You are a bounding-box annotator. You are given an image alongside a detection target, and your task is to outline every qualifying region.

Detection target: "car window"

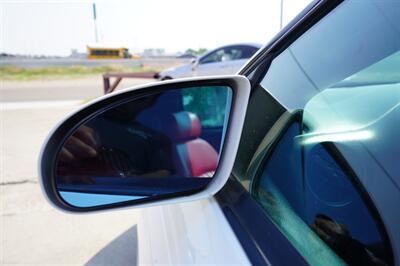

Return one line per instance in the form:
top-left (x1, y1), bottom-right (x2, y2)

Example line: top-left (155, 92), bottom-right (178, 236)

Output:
top-left (252, 118), bottom-right (390, 265)
top-left (223, 48), bottom-right (241, 61)
top-left (199, 46), bottom-right (256, 64)
top-left (199, 49), bottom-right (225, 64)
top-left (235, 45), bottom-right (259, 59)
top-left (236, 0), bottom-right (399, 265)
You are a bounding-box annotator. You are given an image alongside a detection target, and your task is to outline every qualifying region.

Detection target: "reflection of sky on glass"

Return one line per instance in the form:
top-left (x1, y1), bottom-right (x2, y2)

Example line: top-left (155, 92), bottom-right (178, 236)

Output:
top-left (302, 84), bottom-right (400, 136)
top-left (60, 191), bottom-right (144, 208)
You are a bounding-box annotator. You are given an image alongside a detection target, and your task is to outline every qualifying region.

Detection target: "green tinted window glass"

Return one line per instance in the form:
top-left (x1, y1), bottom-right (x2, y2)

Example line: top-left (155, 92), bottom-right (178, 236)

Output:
top-left (251, 0), bottom-right (398, 265)
top-left (182, 86), bottom-right (230, 127)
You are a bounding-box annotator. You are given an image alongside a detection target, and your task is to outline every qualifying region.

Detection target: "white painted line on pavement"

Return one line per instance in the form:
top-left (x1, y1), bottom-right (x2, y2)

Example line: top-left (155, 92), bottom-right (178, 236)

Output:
top-left (0, 100), bottom-right (82, 110)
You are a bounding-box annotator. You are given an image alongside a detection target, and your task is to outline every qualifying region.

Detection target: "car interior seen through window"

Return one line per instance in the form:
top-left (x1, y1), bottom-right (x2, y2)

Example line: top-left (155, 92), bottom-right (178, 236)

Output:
top-left (232, 1), bottom-right (399, 265)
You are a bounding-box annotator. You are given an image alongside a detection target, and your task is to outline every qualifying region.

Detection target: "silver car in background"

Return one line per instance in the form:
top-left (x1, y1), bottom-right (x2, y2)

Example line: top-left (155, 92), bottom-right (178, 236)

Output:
top-left (157, 43), bottom-right (261, 80)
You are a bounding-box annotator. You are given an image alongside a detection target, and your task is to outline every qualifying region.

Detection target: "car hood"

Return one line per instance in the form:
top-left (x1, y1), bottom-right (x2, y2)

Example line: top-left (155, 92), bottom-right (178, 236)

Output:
top-left (159, 64), bottom-right (192, 78)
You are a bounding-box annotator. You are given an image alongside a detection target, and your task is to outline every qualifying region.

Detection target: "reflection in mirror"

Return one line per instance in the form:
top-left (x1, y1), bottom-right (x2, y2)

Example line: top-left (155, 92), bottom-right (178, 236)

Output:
top-left (55, 86), bottom-right (232, 207)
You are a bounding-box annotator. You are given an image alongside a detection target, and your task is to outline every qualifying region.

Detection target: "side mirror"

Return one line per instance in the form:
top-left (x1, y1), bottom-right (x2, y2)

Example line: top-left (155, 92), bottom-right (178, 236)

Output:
top-left (39, 76), bottom-right (250, 212)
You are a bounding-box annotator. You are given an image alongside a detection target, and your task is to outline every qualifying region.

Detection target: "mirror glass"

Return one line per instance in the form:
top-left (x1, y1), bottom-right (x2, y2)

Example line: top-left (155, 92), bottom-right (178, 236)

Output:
top-left (55, 85), bottom-right (232, 207)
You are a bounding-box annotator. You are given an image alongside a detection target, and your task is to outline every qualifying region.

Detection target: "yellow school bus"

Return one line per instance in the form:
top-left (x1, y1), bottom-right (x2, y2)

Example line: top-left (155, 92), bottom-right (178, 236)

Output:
top-left (87, 45), bottom-right (139, 59)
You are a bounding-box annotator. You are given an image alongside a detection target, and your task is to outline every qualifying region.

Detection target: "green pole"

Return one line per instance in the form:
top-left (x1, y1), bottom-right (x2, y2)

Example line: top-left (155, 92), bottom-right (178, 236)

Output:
top-left (92, 3), bottom-right (97, 20)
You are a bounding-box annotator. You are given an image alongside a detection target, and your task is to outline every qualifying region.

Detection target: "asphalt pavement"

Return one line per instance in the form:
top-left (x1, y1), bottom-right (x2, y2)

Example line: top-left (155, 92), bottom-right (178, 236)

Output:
top-left (0, 78), bottom-right (153, 265)
top-left (1, 77), bottom-right (154, 102)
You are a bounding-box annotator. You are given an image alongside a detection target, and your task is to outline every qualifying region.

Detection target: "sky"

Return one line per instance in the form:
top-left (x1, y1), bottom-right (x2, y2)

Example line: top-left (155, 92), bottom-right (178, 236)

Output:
top-left (0, 0), bottom-right (312, 56)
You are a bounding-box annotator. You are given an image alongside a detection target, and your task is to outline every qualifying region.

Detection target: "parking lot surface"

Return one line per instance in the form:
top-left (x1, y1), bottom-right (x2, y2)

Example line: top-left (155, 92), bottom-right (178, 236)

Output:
top-left (0, 78), bottom-right (152, 265)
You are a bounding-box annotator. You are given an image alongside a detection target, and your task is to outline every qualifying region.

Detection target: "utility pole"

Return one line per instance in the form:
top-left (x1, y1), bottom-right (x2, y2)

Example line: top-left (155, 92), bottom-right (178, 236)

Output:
top-left (92, 3), bottom-right (99, 43)
top-left (280, 0), bottom-right (284, 29)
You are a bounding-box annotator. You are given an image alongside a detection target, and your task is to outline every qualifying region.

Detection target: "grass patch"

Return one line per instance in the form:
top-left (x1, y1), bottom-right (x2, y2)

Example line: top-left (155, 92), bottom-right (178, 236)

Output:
top-left (0, 64), bottom-right (161, 81)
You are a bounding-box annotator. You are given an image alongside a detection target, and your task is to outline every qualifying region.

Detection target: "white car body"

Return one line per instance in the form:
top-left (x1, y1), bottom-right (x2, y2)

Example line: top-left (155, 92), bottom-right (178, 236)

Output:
top-left (138, 198), bottom-right (250, 265)
top-left (158, 43), bottom-right (262, 80)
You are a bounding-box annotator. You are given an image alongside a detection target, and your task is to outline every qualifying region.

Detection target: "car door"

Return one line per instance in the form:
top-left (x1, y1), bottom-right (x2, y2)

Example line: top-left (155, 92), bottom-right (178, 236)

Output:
top-left (217, 1), bottom-right (399, 265)
top-left (138, 198), bottom-right (251, 265)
